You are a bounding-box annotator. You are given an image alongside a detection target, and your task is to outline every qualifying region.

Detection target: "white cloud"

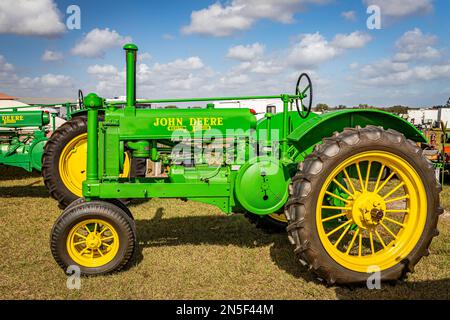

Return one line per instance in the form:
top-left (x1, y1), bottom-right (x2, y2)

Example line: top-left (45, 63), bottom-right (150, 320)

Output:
top-left (72, 28), bottom-right (132, 58)
top-left (88, 65), bottom-right (119, 76)
top-left (393, 28), bottom-right (441, 61)
top-left (354, 29), bottom-right (450, 88)
top-left (0, 55), bottom-right (14, 73)
top-left (0, 0), bottom-right (65, 37)
top-left (332, 31), bottom-right (372, 49)
top-left (182, 0), bottom-right (330, 37)
top-left (363, 0), bottom-right (433, 17)
top-left (288, 31), bottom-right (370, 67)
top-left (226, 43), bottom-right (265, 61)
top-left (288, 33), bottom-right (339, 67)
top-left (19, 74), bottom-right (73, 89)
top-left (139, 52), bottom-right (152, 62)
top-left (42, 50), bottom-right (64, 62)
top-left (154, 57), bottom-right (204, 72)
top-left (162, 34), bottom-right (175, 40)
top-left (341, 11), bottom-right (357, 21)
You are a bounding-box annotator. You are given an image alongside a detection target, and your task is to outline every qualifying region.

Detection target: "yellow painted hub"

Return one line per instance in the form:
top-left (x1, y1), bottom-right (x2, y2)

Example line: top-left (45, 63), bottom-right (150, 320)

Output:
top-left (316, 151), bottom-right (427, 273)
top-left (67, 219), bottom-right (119, 268)
top-left (59, 133), bottom-right (131, 197)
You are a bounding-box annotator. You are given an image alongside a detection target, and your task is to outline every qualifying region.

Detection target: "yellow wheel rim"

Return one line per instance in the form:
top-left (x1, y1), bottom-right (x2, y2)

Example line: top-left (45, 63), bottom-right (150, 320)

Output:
top-left (67, 219), bottom-right (119, 268)
top-left (316, 151), bottom-right (427, 273)
top-left (59, 133), bottom-right (131, 197)
top-left (269, 213), bottom-right (288, 223)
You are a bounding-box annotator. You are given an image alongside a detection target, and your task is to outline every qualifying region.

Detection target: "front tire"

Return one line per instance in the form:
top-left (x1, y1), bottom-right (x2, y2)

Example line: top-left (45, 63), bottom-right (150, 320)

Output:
top-left (286, 126), bottom-right (443, 285)
top-left (50, 201), bottom-right (136, 275)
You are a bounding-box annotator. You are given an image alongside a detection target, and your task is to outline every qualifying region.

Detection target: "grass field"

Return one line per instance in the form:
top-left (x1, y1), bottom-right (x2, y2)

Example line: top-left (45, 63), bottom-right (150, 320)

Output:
top-left (0, 166), bottom-right (449, 300)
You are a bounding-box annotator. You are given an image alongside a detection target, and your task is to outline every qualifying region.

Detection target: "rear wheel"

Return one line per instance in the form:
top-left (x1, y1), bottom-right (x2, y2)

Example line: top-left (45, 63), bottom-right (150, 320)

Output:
top-left (286, 126), bottom-right (443, 285)
top-left (50, 201), bottom-right (136, 275)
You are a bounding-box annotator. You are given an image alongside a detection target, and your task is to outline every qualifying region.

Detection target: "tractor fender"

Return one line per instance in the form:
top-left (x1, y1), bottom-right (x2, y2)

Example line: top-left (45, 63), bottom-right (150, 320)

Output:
top-left (287, 109), bottom-right (426, 152)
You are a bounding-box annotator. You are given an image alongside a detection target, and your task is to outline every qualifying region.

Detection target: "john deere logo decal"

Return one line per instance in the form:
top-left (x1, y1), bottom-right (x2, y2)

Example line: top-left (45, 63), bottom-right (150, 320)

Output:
top-left (2, 115), bottom-right (24, 125)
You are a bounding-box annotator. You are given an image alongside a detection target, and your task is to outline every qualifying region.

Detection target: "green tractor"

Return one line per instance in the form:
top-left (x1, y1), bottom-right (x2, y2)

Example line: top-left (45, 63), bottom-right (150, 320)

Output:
top-left (0, 97), bottom-right (145, 208)
top-left (49, 44), bottom-right (442, 285)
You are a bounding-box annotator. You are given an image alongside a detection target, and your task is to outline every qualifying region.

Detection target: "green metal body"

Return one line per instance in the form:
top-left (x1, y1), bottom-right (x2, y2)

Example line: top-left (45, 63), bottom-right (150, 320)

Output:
top-left (81, 44), bottom-right (427, 217)
top-left (0, 110), bottom-right (50, 172)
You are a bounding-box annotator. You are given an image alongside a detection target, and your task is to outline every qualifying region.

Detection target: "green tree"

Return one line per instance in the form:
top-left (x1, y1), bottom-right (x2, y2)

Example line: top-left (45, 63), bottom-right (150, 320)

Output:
top-left (315, 103), bottom-right (329, 112)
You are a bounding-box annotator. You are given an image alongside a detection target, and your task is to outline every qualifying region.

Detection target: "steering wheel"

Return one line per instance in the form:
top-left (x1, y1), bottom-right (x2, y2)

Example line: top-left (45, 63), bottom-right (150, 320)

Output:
top-left (78, 89), bottom-right (84, 110)
top-left (295, 73), bottom-right (313, 119)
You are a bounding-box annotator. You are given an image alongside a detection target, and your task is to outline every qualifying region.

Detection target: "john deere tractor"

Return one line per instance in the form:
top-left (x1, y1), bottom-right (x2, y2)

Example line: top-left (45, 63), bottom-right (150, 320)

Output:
top-left (0, 98), bottom-right (145, 208)
top-left (49, 44), bottom-right (442, 285)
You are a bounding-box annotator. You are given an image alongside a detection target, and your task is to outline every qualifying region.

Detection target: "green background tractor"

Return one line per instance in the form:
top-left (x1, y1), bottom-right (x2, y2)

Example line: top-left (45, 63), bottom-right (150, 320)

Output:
top-left (49, 44), bottom-right (443, 285)
top-left (0, 97), bottom-right (146, 208)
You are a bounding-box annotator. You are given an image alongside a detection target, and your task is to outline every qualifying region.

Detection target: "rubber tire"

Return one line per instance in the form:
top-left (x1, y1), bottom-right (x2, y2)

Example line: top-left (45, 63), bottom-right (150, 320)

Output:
top-left (245, 213), bottom-right (288, 234)
top-left (65, 198), bottom-right (135, 220)
top-left (50, 200), bottom-right (136, 275)
top-left (286, 126), bottom-right (443, 285)
top-left (42, 116), bottom-right (147, 209)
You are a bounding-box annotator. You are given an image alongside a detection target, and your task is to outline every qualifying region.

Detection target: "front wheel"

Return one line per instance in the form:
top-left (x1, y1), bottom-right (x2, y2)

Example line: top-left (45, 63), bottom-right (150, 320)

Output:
top-left (286, 126), bottom-right (443, 285)
top-left (50, 201), bottom-right (137, 275)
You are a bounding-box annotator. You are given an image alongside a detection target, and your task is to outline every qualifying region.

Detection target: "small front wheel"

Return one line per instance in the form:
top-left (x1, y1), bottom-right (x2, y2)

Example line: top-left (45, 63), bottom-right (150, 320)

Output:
top-left (50, 201), bottom-right (137, 275)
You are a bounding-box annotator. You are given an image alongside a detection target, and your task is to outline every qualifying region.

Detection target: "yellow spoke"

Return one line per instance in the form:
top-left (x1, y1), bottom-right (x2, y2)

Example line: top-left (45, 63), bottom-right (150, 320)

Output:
top-left (97, 248), bottom-right (104, 257)
top-left (84, 226), bottom-right (92, 234)
top-left (101, 236), bottom-right (115, 241)
top-left (73, 240), bottom-right (86, 246)
top-left (99, 227), bottom-right (109, 236)
top-left (75, 233), bottom-right (87, 239)
top-left (321, 205), bottom-right (352, 211)
top-left (380, 222), bottom-right (398, 239)
top-left (334, 224), bottom-right (352, 248)
top-left (346, 229), bottom-right (360, 255)
top-left (332, 179), bottom-right (353, 197)
top-left (369, 231), bottom-right (375, 255)
top-left (326, 219), bottom-right (353, 237)
top-left (102, 242), bottom-right (112, 248)
top-left (343, 168), bottom-right (357, 194)
top-left (384, 216), bottom-right (405, 227)
top-left (375, 230), bottom-right (387, 248)
top-left (373, 164), bottom-right (386, 192)
top-left (325, 191), bottom-right (351, 204)
top-left (94, 223), bottom-right (98, 233)
top-left (375, 171), bottom-right (396, 194)
top-left (80, 247), bottom-right (89, 255)
top-left (385, 195), bottom-right (409, 204)
top-left (322, 212), bottom-right (348, 223)
top-left (358, 233), bottom-right (363, 257)
top-left (356, 162), bottom-right (365, 191)
top-left (364, 161), bottom-right (373, 191)
top-left (385, 209), bottom-right (410, 214)
top-left (383, 182), bottom-right (405, 200)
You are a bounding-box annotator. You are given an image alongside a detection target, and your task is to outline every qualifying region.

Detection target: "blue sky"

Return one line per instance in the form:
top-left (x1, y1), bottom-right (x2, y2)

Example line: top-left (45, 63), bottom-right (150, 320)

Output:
top-left (0, 0), bottom-right (449, 107)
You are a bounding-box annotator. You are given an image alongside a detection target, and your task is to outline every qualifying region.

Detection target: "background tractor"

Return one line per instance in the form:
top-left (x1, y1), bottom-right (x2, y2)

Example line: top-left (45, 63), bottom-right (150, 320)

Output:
top-left (50, 44), bottom-right (443, 285)
top-left (0, 96), bottom-right (146, 208)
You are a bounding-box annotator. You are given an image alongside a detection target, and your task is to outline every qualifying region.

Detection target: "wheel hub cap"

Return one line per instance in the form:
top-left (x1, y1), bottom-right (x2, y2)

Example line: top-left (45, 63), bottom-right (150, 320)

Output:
top-left (351, 192), bottom-right (386, 229)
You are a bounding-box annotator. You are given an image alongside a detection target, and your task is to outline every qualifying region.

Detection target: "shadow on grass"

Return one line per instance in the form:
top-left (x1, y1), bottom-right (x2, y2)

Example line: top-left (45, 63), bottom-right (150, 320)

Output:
top-left (130, 207), bottom-right (450, 298)
top-left (130, 207), bottom-right (315, 282)
top-left (0, 165), bottom-right (41, 180)
top-left (0, 185), bottom-right (50, 198)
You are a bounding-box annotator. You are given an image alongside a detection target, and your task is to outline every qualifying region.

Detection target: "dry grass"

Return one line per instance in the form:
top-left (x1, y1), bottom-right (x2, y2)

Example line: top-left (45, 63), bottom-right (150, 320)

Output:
top-left (0, 166), bottom-right (449, 300)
